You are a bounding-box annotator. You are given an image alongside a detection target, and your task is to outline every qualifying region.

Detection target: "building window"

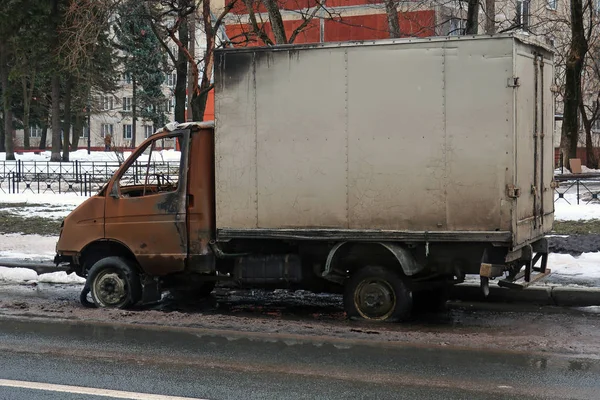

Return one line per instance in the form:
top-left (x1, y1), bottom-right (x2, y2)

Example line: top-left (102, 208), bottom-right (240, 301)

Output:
top-left (123, 73), bottom-right (132, 84)
top-left (101, 123), bottom-right (114, 138)
top-left (165, 98), bottom-right (174, 113)
top-left (547, 0), bottom-right (557, 9)
top-left (122, 97), bottom-right (132, 112)
top-left (29, 126), bottom-right (42, 138)
top-left (123, 124), bottom-right (132, 140)
top-left (143, 125), bottom-right (154, 138)
top-left (449, 18), bottom-right (466, 36)
top-left (100, 95), bottom-right (113, 111)
top-left (516, 0), bottom-right (531, 30)
top-left (166, 73), bottom-right (176, 88)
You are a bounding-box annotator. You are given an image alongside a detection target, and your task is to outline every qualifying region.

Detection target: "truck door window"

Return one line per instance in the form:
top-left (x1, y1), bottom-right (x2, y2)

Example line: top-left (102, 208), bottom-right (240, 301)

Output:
top-left (117, 136), bottom-right (182, 198)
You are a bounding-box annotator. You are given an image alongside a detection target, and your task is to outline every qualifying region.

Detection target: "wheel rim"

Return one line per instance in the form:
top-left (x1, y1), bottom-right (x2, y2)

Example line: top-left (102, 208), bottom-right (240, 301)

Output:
top-left (354, 278), bottom-right (396, 320)
top-left (92, 269), bottom-right (129, 307)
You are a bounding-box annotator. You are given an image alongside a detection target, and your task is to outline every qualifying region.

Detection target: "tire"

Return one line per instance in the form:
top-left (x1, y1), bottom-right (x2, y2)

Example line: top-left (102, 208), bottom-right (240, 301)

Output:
top-left (344, 265), bottom-right (412, 322)
top-left (87, 256), bottom-right (142, 309)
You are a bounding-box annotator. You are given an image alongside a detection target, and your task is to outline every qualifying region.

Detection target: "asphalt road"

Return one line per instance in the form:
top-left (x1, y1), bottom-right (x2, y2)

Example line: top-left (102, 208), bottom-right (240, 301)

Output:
top-left (0, 316), bottom-right (599, 400)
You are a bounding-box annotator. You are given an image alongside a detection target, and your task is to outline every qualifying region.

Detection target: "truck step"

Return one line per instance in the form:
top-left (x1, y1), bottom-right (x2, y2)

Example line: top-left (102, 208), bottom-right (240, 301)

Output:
top-left (497, 268), bottom-right (551, 290)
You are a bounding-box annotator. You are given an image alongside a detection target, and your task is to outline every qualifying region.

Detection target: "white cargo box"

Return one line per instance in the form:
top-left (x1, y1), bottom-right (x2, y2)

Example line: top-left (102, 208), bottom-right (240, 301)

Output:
top-left (214, 34), bottom-right (554, 249)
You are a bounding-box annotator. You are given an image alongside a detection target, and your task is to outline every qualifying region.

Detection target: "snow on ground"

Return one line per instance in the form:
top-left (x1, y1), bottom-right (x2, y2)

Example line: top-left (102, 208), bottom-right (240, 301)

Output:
top-left (0, 233), bottom-right (57, 259)
top-left (554, 200), bottom-right (600, 221)
top-left (0, 268), bottom-right (84, 284)
top-left (0, 192), bottom-right (86, 207)
top-left (0, 149), bottom-right (181, 163)
top-left (548, 253), bottom-right (600, 280)
top-left (0, 233), bottom-right (85, 284)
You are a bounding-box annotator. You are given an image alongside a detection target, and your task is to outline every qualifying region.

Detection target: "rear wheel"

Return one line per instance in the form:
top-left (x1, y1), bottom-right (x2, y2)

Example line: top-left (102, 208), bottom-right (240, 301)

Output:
top-left (87, 256), bottom-right (142, 309)
top-left (344, 265), bottom-right (412, 322)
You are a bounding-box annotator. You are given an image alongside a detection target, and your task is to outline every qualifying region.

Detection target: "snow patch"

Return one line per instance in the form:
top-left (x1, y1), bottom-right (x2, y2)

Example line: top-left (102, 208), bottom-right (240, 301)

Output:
top-left (0, 234), bottom-right (58, 258)
top-left (554, 199), bottom-right (600, 221)
top-left (0, 267), bottom-right (84, 284)
top-left (548, 253), bottom-right (600, 279)
top-left (0, 193), bottom-right (87, 207)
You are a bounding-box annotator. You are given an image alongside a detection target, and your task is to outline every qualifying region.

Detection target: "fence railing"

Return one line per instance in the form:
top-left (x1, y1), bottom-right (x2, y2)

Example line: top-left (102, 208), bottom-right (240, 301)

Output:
top-left (554, 173), bottom-right (600, 204)
top-left (0, 160), bottom-right (180, 196)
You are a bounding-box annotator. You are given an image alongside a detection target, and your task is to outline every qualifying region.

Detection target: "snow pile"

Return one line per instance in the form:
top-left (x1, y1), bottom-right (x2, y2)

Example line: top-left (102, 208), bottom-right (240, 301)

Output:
top-left (549, 253), bottom-right (600, 280)
top-left (0, 267), bottom-right (84, 284)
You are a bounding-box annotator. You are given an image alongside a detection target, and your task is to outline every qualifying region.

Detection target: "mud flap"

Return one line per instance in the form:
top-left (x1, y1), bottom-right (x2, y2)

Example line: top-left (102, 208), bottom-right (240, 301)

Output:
top-left (140, 276), bottom-right (162, 304)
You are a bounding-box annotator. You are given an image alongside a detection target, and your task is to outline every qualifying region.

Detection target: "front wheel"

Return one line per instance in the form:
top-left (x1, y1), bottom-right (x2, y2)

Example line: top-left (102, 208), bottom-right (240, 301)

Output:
top-left (87, 256), bottom-right (142, 309)
top-left (343, 265), bottom-right (412, 322)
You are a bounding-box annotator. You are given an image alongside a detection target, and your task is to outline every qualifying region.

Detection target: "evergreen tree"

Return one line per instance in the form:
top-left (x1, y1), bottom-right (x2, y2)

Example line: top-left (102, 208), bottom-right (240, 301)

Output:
top-left (114, 1), bottom-right (168, 147)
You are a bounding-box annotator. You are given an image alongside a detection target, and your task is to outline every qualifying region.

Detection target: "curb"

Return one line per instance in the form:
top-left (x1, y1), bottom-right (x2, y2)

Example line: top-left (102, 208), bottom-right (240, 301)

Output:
top-left (449, 283), bottom-right (600, 307)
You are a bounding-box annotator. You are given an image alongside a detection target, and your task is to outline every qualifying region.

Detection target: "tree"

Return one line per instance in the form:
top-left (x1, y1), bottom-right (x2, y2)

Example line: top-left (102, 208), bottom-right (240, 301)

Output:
top-left (560, 0), bottom-right (590, 169)
top-left (115, 0), bottom-right (169, 147)
top-left (0, 0), bottom-right (44, 159)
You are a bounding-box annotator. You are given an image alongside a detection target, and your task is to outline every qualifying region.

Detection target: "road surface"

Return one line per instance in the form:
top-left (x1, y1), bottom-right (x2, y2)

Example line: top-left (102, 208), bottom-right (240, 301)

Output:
top-left (0, 310), bottom-right (599, 400)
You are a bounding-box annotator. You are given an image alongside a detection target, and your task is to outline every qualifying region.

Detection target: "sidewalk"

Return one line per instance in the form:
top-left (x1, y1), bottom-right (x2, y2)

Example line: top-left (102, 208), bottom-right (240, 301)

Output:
top-left (450, 283), bottom-right (600, 307)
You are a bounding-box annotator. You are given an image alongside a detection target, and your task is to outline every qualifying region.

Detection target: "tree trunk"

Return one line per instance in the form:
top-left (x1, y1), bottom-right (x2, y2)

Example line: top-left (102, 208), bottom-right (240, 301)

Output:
top-left (262, 0), bottom-right (287, 44)
top-left (50, 73), bottom-right (61, 161)
top-left (187, 12), bottom-right (195, 122)
top-left (50, 0), bottom-right (61, 161)
top-left (39, 118), bottom-right (48, 150)
top-left (584, 125), bottom-right (598, 168)
top-left (72, 111), bottom-right (82, 150)
top-left (132, 77), bottom-right (137, 148)
top-left (191, 90), bottom-right (209, 122)
top-left (384, 0), bottom-right (401, 38)
top-left (174, 17), bottom-right (188, 124)
top-left (62, 75), bottom-right (72, 161)
top-left (561, 0), bottom-right (587, 169)
top-left (465, 0), bottom-right (479, 34)
top-left (22, 77), bottom-right (30, 150)
top-left (0, 42), bottom-right (14, 159)
top-left (485, 0), bottom-right (495, 34)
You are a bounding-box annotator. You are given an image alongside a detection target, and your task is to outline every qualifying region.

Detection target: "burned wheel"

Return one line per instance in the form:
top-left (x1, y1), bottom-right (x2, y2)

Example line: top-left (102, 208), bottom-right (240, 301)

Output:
top-left (87, 257), bottom-right (141, 309)
top-left (344, 265), bottom-right (412, 322)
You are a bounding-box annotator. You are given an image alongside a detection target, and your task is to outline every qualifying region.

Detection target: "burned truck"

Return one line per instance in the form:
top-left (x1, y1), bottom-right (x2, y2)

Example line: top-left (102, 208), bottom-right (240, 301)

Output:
top-left (55, 34), bottom-right (555, 321)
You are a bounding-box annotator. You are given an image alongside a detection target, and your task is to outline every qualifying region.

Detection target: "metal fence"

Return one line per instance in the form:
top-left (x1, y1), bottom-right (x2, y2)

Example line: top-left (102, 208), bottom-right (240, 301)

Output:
top-left (0, 160), bottom-right (180, 196)
top-left (554, 174), bottom-right (600, 204)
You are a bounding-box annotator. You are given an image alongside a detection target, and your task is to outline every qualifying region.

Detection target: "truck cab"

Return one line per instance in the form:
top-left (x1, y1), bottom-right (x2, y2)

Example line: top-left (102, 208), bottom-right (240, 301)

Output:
top-left (55, 122), bottom-right (218, 307)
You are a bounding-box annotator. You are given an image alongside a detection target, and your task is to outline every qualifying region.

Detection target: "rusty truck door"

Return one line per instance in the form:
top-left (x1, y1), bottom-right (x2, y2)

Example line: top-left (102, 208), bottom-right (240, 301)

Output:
top-left (186, 126), bottom-right (216, 273)
top-left (104, 130), bottom-right (190, 276)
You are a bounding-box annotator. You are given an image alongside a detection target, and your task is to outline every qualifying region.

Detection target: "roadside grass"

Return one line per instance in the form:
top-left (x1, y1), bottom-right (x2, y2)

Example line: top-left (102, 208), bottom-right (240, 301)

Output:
top-left (0, 203), bottom-right (62, 236)
top-left (553, 220), bottom-right (600, 235)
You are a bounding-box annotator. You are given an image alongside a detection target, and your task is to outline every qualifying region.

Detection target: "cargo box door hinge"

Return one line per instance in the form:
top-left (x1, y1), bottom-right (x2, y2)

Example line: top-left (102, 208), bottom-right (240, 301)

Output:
top-left (506, 184), bottom-right (521, 198)
top-left (507, 77), bottom-right (520, 87)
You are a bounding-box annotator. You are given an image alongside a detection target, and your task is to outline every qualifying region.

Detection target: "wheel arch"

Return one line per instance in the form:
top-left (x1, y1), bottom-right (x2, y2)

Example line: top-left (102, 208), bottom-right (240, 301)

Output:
top-left (323, 242), bottom-right (423, 282)
top-left (80, 239), bottom-right (138, 275)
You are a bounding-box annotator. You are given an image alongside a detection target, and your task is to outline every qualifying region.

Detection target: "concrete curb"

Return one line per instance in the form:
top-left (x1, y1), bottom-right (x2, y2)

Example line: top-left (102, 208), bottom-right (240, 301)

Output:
top-left (450, 283), bottom-right (600, 307)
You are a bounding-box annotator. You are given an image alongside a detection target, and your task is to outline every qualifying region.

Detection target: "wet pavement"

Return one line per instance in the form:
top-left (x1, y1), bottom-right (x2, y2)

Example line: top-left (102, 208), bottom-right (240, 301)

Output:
top-left (0, 314), bottom-right (599, 399)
